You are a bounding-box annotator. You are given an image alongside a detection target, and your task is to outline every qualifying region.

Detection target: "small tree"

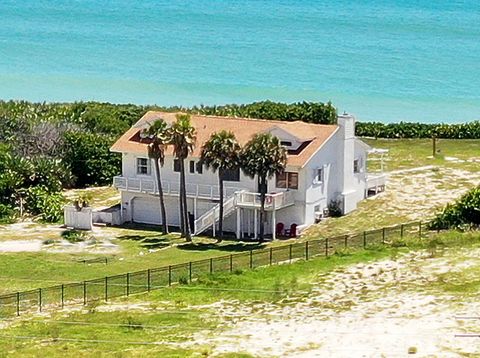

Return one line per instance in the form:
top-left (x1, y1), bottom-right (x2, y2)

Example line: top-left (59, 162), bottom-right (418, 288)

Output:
top-left (143, 119), bottom-right (169, 234)
top-left (169, 114), bottom-right (196, 241)
top-left (201, 131), bottom-right (241, 241)
top-left (241, 133), bottom-right (287, 241)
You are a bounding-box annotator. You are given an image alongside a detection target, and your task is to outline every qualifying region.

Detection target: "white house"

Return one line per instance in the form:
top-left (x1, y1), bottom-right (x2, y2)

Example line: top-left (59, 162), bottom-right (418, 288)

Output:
top-left (110, 111), bottom-right (386, 238)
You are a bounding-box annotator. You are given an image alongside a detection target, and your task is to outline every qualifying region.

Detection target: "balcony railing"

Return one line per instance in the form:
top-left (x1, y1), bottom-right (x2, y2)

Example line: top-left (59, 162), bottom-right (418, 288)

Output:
top-left (113, 176), bottom-right (247, 200)
top-left (234, 190), bottom-right (295, 211)
top-left (366, 173), bottom-right (387, 194)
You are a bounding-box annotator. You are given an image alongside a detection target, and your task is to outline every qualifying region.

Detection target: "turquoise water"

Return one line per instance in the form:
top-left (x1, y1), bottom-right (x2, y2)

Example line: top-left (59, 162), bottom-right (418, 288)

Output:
top-left (1, 0), bottom-right (479, 123)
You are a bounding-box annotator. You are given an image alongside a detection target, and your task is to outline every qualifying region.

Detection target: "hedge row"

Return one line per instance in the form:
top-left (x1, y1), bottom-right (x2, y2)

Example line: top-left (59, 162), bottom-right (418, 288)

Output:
top-left (356, 121), bottom-right (480, 139)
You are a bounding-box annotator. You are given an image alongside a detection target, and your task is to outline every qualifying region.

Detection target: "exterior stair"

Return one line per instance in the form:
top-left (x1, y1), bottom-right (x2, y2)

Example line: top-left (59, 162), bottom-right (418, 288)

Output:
top-left (193, 193), bottom-right (239, 236)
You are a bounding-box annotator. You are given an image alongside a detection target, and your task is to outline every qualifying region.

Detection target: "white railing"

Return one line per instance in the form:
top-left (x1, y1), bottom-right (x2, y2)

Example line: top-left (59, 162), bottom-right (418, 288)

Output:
top-left (113, 176), bottom-right (245, 200)
top-left (366, 173), bottom-right (387, 190)
top-left (234, 190), bottom-right (295, 210)
top-left (193, 195), bottom-right (237, 235)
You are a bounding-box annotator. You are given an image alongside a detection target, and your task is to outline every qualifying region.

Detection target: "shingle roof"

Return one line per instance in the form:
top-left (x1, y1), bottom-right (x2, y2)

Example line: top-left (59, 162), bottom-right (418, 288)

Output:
top-left (110, 111), bottom-right (339, 168)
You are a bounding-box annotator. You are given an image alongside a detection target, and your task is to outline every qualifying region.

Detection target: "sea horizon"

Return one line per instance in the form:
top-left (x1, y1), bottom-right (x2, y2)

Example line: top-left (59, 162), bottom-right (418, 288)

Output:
top-left (1, 0), bottom-right (479, 124)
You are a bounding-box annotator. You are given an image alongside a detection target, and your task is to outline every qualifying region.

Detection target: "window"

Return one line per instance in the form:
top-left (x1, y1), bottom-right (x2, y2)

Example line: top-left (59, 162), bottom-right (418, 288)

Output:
top-left (222, 167), bottom-right (240, 182)
top-left (276, 172), bottom-right (298, 189)
top-left (189, 160), bottom-right (195, 174)
top-left (316, 168), bottom-right (324, 183)
top-left (173, 159), bottom-right (181, 172)
top-left (280, 141), bottom-right (292, 147)
top-left (136, 158), bottom-right (150, 175)
top-left (354, 159), bottom-right (361, 173)
top-left (196, 162), bottom-right (203, 174)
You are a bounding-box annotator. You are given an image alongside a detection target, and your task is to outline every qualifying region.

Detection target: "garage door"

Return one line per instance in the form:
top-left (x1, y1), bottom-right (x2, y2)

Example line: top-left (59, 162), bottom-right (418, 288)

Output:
top-left (132, 197), bottom-right (161, 225)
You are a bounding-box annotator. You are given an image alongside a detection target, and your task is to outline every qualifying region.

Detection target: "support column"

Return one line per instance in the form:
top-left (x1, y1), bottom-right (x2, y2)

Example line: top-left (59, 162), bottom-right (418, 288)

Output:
top-left (212, 207), bottom-right (216, 237)
top-left (254, 209), bottom-right (258, 240)
top-left (194, 198), bottom-right (197, 218)
top-left (236, 208), bottom-right (241, 239)
top-left (247, 210), bottom-right (251, 237)
top-left (272, 210), bottom-right (276, 240)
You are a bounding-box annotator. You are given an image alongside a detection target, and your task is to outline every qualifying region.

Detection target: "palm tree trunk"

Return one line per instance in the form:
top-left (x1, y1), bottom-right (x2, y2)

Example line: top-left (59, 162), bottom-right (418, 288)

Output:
top-left (218, 172), bottom-right (224, 242)
top-left (154, 158), bottom-right (168, 235)
top-left (179, 164), bottom-right (185, 237)
top-left (180, 158), bottom-right (191, 241)
top-left (259, 176), bottom-right (267, 242)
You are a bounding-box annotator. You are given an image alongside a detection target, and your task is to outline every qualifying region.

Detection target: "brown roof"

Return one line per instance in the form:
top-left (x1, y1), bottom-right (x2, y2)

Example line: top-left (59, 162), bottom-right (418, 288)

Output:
top-left (110, 111), bottom-right (338, 168)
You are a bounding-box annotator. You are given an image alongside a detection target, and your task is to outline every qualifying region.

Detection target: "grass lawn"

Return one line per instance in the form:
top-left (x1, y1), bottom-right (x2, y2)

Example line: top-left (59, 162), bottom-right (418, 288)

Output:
top-left (0, 138), bottom-right (478, 294)
top-left (1, 230), bottom-right (479, 357)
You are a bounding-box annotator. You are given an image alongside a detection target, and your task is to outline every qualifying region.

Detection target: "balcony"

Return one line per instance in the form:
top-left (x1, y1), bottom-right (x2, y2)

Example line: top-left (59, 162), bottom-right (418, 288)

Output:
top-left (113, 176), bottom-right (247, 200)
top-left (234, 190), bottom-right (295, 211)
top-left (366, 173), bottom-right (387, 195)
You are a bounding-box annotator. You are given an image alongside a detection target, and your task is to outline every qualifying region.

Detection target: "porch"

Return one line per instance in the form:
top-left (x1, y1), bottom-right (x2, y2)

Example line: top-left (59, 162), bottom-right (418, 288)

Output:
top-left (113, 175), bottom-right (246, 200)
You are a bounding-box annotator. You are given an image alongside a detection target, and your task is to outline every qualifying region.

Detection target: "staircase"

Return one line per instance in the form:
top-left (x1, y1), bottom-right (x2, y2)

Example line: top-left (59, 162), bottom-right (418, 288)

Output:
top-left (193, 194), bottom-right (238, 236)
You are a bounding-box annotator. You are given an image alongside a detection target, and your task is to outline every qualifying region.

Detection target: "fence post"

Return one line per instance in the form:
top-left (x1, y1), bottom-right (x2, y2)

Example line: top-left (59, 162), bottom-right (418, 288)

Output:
top-left (105, 257), bottom-right (108, 265)
top-left (419, 221), bottom-right (422, 239)
top-left (289, 245), bottom-right (292, 263)
top-left (210, 258), bottom-right (213, 274)
top-left (306, 241), bottom-right (309, 260)
top-left (250, 250), bottom-right (253, 269)
top-left (147, 269), bottom-right (151, 291)
top-left (325, 238), bottom-right (329, 257)
top-left (16, 292), bottom-right (20, 316)
top-left (189, 262), bottom-right (192, 282)
top-left (344, 235), bottom-right (348, 249)
top-left (401, 224), bottom-right (404, 238)
top-left (269, 247), bottom-right (273, 266)
top-left (83, 281), bottom-right (87, 305)
top-left (382, 228), bottom-right (386, 244)
top-left (105, 277), bottom-right (108, 302)
top-left (168, 266), bottom-right (172, 286)
top-left (363, 231), bottom-right (367, 248)
top-left (38, 288), bottom-right (42, 312)
top-left (229, 255), bottom-right (233, 273)
top-left (61, 284), bottom-right (64, 309)
top-left (126, 273), bottom-right (130, 296)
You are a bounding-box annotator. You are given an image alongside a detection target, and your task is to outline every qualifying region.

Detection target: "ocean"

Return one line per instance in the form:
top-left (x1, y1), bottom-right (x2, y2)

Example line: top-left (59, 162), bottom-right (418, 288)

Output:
top-left (0, 0), bottom-right (479, 123)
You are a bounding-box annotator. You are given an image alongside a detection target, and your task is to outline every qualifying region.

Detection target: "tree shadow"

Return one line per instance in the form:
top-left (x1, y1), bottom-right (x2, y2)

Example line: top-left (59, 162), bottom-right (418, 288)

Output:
top-left (177, 241), bottom-right (267, 253)
top-left (116, 234), bottom-right (171, 250)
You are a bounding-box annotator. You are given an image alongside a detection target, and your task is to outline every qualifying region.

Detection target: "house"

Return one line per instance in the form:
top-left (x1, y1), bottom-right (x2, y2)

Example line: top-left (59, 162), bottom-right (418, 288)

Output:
top-left (110, 111), bottom-right (386, 238)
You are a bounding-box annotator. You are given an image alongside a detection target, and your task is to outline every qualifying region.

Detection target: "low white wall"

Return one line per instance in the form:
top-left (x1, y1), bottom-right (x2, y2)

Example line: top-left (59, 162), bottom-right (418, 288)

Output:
top-left (64, 206), bottom-right (93, 230)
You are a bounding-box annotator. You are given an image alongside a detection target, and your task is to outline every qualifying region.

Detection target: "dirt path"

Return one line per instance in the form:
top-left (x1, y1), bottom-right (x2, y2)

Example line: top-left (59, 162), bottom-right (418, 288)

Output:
top-left (188, 248), bottom-right (480, 357)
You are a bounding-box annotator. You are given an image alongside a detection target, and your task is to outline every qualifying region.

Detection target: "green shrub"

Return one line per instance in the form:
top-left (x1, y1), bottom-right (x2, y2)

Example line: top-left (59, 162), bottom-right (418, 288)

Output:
top-left (61, 229), bottom-right (87, 243)
top-left (25, 186), bottom-right (65, 222)
top-left (429, 187), bottom-right (480, 230)
top-left (63, 131), bottom-right (121, 187)
top-left (0, 203), bottom-right (16, 224)
top-left (327, 200), bottom-right (343, 217)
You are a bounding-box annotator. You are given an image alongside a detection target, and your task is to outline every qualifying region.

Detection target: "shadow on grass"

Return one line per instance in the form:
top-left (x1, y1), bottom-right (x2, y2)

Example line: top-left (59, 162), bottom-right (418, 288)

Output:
top-left (177, 241), bottom-right (267, 253)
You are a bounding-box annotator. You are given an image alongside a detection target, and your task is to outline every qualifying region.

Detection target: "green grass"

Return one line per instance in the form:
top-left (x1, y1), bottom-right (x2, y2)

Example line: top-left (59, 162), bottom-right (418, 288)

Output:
top-left (364, 138), bottom-right (480, 172)
top-left (2, 230), bottom-right (479, 357)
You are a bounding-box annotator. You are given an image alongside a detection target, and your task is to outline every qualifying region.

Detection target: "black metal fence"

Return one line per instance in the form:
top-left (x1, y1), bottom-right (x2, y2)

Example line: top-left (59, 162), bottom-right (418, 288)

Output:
top-left (0, 221), bottom-right (426, 318)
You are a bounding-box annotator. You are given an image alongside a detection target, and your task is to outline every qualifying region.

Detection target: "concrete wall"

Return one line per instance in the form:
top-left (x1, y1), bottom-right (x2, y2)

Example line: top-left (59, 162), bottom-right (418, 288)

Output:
top-left (64, 206), bottom-right (93, 230)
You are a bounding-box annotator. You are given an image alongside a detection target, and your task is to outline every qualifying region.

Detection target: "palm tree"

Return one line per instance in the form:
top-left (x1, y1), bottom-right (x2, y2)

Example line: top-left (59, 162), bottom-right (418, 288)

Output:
top-left (241, 133), bottom-right (287, 241)
top-left (169, 114), bottom-right (196, 241)
top-left (201, 131), bottom-right (241, 241)
top-left (143, 119), bottom-right (169, 234)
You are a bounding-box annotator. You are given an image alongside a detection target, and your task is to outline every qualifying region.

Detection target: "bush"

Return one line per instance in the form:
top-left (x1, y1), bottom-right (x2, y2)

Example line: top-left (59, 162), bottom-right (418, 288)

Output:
top-left (429, 187), bottom-right (480, 230)
top-left (327, 200), bottom-right (343, 217)
top-left (25, 186), bottom-right (65, 222)
top-left (355, 120), bottom-right (480, 139)
top-left (0, 203), bottom-right (16, 224)
top-left (61, 229), bottom-right (88, 243)
top-left (63, 131), bottom-right (121, 187)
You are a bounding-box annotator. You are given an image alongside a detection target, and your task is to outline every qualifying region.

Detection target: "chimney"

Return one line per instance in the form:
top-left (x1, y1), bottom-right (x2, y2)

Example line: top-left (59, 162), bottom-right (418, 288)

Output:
top-left (337, 112), bottom-right (356, 140)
